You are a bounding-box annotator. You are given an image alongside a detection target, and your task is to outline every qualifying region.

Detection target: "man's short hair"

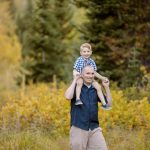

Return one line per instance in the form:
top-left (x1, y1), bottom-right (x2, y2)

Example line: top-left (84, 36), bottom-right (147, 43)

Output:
top-left (81, 65), bottom-right (94, 74)
top-left (80, 43), bottom-right (92, 51)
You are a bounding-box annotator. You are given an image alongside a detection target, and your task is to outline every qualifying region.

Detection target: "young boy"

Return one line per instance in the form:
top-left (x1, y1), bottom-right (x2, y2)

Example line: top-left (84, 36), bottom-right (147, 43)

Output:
top-left (73, 43), bottom-right (111, 110)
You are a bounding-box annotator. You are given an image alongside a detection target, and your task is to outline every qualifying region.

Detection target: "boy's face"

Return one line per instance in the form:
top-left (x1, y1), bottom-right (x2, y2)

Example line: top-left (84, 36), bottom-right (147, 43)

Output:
top-left (80, 47), bottom-right (92, 59)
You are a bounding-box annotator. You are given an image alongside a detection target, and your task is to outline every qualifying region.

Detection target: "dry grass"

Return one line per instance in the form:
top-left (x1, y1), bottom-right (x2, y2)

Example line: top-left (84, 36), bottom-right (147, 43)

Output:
top-left (105, 127), bottom-right (150, 150)
top-left (0, 128), bottom-right (149, 150)
top-left (0, 130), bottom-right (68, 150)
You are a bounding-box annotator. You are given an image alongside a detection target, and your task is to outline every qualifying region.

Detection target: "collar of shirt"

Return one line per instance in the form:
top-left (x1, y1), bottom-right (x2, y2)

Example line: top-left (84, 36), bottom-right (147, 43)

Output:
top-left (83, 83), bottom-right (92, 88)
top-left (81, 56), bottom-right (90, 61)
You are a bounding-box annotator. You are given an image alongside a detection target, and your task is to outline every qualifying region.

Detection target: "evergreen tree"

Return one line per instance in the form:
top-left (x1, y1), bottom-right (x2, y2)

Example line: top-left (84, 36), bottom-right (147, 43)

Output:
top-left (74, 0), bottom-right (150, 87)
top-left (122, 47), bottom-right (142, 87)
top-left (16, 0), bottom-right (73, 82)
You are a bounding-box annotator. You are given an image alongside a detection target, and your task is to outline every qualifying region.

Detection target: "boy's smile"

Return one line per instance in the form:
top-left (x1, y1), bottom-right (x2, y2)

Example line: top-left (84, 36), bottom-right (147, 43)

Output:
top-left (80, 47), bottom-right (92, 59)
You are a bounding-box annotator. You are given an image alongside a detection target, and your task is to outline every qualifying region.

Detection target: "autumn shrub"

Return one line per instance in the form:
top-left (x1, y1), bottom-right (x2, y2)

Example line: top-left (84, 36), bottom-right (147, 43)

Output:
top-left (0, 82), bottom-right (149, 137)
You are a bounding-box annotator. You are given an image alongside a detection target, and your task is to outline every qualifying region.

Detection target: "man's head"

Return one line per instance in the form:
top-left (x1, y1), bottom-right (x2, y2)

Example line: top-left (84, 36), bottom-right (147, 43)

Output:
top-left (81, 65), bottom-right (95, 85)
top-left (80, 43), bottom-right (92, 59)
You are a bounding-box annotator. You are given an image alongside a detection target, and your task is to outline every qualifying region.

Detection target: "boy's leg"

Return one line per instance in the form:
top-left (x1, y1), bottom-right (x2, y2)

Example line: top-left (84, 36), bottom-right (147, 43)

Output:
top-left (92, 81), bottom-right (106, 105)
top-left (92, 81), bottom-right (111, 110)
top-left (75, 77), bottom-right (83, 105)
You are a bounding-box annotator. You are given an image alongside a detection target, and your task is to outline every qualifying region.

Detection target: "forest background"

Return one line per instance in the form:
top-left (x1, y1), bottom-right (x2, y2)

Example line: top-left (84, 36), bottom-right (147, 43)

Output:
top-left (0, 0), bottom-right (150, 150)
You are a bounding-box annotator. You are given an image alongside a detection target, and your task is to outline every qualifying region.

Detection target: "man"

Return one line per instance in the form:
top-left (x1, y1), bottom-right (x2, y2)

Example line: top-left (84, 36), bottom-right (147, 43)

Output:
top-left (65, 65), bottom-right (112, 150)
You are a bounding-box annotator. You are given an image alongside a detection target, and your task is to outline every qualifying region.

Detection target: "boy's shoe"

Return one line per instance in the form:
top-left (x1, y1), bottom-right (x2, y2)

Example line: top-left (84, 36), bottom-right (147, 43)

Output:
top-left (75, 99), bottom-right (83, 105)
top-left (101, 104), bottom-right (112, 110)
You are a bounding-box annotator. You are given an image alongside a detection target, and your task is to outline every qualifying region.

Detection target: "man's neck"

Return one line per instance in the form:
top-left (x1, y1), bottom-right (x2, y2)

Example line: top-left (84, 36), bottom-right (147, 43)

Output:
top-left (84, 83), bottom-right (92, 88)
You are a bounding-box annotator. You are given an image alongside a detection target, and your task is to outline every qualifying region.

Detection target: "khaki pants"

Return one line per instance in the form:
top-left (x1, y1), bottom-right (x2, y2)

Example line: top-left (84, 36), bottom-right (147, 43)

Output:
top-left (70, 126), bottom-right (108, 150)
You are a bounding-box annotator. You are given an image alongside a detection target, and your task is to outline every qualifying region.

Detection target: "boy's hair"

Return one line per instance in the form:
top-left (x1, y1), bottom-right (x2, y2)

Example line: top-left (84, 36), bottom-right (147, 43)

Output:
top-left (80, 43), bottom-right (92, 51)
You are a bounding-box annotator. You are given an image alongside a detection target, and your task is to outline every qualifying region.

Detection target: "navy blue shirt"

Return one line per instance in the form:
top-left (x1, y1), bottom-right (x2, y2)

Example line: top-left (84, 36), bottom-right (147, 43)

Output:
top-left (71, 84), bottom-right (106, 131)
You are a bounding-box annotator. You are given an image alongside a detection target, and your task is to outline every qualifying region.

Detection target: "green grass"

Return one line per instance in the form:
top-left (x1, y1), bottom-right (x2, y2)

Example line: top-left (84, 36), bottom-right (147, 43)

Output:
top-left (0, 128), bottom-right (149, 150)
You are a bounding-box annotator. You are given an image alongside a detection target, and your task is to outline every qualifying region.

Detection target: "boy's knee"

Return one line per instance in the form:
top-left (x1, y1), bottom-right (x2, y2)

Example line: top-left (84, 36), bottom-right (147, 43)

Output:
top-left (77, 78), bottom-right (83, 86)
top-left (92, 81), bottom-right (101, 90)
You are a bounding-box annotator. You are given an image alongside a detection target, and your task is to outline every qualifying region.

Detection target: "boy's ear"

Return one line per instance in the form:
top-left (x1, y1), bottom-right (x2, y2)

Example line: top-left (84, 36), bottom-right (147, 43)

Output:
top-left (80, 51), bottom-right (82, 55)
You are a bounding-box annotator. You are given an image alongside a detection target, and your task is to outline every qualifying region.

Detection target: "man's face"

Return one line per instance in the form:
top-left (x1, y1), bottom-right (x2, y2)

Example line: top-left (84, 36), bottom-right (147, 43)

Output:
top-left (82, 66), bottom-right (95, 85)
top-left (80, 47), bottom-right (92, 59)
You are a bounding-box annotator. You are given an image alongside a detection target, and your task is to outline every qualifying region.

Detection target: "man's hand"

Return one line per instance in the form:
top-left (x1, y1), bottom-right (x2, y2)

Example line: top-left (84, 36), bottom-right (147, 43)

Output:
top-left (102, 77), bottom-right (109, 83)
top-left (73, 69), bottom-right (81, 81)
top-left (102, 79), bottom-right (110, 87)
top-left (74, 73), bottom-right (81, 82)
top-left (102, 79), bottom-right (112, 107)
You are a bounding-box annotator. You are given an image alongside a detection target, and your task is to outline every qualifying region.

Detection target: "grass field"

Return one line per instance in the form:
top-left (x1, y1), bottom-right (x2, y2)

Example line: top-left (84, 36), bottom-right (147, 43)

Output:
top-left (0, 128), bottom-right (149, 150)
top-left (0, 83), bottom-right (149, 150)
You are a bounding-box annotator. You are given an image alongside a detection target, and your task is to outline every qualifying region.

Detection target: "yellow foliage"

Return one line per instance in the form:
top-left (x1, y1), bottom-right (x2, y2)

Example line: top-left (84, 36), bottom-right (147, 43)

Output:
top-left (0, 1), bottom-right (21, 92)
top-left (98, 90), bottom-right (150, 132)
top-left (0, 83), bottom-right (149, 137)
top-left (0, 1), bottom-right (21, 67)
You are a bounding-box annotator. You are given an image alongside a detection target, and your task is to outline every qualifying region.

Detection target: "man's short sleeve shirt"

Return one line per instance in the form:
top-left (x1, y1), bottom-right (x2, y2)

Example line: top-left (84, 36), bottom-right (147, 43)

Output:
top-left (71, 85), bottom-right (100, 131)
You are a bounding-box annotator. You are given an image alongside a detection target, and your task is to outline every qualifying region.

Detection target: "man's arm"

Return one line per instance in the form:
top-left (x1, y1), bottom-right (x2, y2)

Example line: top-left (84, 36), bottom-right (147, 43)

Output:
top-left (65, 76), bottom-right (78, 100)
top-left (102, 80), bottom-right (112, 107)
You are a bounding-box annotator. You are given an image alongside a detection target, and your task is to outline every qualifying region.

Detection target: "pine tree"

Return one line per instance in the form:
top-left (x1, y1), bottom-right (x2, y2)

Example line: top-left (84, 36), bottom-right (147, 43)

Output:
top-left (16, 0), bottom-right (73, 82)
top-left (74, 0), bottom-right (150, 87)
top-left (122, 47), bottom-right (142, 87)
